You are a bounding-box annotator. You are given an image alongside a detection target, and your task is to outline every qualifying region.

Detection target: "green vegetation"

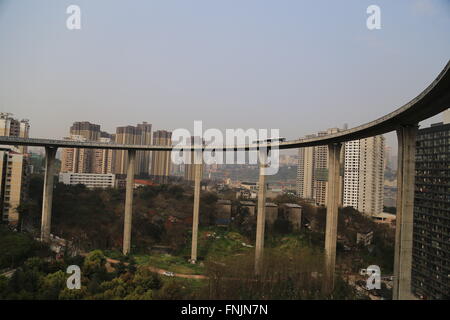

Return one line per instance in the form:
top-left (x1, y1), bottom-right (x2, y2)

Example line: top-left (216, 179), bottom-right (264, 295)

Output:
top-left (300, 201), bottom-right (395, 275)
top-left (194, 227), bottom-right (253, 259)
top-left (0, 226), bottom-right (51, 269)
top-left (0, 240), bottom-right (202, 300)
top-left (133, 254), bottom-right (203, 275)
top-left (131, 227), bottom-right (253, 275)
top-left (19, 179), bottom-right (217, 254)
top-left (6, 177), bottom-right (395, 300)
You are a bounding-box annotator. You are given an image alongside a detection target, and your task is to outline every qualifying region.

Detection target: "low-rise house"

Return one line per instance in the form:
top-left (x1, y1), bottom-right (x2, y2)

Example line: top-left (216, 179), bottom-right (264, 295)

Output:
top-left (240, 201), bottom-right (256, 216)
top-left (265, 202), bottom-right (278, 226)
top-left (282, 203), bottom-right (302, 231)
top-left (216, 199), bottom-right (232, 225)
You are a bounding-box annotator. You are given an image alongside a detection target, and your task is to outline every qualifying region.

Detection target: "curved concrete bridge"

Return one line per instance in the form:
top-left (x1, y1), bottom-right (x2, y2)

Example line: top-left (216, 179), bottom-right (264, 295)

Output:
top-left (1, 60), bottom-right (449, 300)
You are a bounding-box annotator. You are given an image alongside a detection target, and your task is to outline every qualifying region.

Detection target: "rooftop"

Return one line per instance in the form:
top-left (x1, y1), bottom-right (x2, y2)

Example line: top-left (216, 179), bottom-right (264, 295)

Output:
top-left (284, 203), bottom-right (302, 208)
top-left (265, 202), bottom-right (278, 207)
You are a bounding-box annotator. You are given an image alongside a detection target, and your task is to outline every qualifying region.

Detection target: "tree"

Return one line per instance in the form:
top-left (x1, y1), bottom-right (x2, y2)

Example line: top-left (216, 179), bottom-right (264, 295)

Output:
top-left (133, 267), bottom-right (162, 291)
top-left (154, 279), bottom-right (187, 300)
top-left (37, 271), bottom-right (67, 300)
top-left (83, 250), bottom-right (108, 282)
top-left (0, 226), bottom-right (49, 269)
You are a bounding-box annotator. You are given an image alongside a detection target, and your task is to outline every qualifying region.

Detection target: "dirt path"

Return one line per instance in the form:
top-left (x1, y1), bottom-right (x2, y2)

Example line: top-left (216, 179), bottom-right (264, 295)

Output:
top-left (105, 257), bottom-right (208, 280)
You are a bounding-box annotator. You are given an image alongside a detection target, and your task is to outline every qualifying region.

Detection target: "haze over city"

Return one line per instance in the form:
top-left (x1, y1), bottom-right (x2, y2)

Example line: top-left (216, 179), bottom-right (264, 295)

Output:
top-left (1, 0), bottom-right (450, 148)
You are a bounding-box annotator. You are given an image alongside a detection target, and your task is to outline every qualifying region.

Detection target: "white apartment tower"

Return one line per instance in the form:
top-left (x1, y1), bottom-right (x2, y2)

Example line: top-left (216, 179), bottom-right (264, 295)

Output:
top-left (296, 128), bottom-right (340, 206)
top-left (343, 140), bottom-right (360, 209)
top-left (343, 135), bottom-right (385, 216)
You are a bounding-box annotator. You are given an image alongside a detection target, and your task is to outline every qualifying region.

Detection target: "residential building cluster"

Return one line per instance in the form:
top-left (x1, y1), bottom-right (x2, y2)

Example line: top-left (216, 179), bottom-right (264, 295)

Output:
top-left (296, 127), bottom-right (385, 217)
top-left (0, 113), bottom-right (30, 225)
top-left (60, 121), bottom-right (173, 185)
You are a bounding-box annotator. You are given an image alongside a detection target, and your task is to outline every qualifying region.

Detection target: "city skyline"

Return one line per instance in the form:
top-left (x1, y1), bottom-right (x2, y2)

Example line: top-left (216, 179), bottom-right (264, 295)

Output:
top-left (1, 0), bottom-right (450, 150)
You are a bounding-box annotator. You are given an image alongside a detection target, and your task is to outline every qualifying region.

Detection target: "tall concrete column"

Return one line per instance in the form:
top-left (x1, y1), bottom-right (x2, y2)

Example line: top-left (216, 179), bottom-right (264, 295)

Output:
top-left (323, 143), bottom-right (342, 293)
top-left (123, 149), bottom-right (136, 255)
top-left (41, 146), bottom-right (57, 242)
top-left (190, 149), bottom-right (202, 263)
top-left (393, 125), bottom-right (418, 300)
top-left (255, 149), bottom-right (268, 275)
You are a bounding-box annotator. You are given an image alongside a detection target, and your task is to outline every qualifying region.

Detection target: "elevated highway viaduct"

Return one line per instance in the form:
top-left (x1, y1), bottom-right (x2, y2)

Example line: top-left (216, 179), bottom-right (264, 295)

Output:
top-left (1, 60), bottom-right (449, 299)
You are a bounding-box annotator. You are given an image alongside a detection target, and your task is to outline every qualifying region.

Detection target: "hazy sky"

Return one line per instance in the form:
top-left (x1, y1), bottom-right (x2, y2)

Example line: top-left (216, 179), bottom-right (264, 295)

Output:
top-left (1, 0), bottom-right (449, 150)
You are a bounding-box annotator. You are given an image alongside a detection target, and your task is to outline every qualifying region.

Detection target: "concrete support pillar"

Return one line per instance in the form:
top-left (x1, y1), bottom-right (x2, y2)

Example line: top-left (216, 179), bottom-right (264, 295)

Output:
top-left (190, 150), bottom-right (202, 263)
top-left (323, 143), bottom-right (342, 293)
top-left (255, 149), bottom-right (268, 275)
top-left (393, 125), bottom-right (418, 300)
top-left (41, 146), bottom-right (57, 242)
top-left (123, 149), bottom-right (136, 255)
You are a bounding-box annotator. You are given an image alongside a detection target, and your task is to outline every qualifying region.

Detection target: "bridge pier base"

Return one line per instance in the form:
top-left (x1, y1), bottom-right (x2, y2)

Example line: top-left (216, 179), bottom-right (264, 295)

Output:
top-left (123, 149), bottom-right (135, 255)
top-left (190, 150), bottom-right (202, 264)
top-left (41, 146), bottom-right (57, 242)
top-left (255, 149), bottom-right (268, 275)
top-left (393, 125), bottom-right (418, 300)
top-left (323, 143), bottom-right (342, 294)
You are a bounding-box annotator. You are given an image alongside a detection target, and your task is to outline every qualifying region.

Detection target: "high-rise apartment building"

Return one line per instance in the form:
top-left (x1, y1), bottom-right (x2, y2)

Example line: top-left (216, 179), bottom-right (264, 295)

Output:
top-left (343, 135), bottom-right (385, 216)
top-left (136, 122), bottom-right (152, 175)
top-left (412, 121), bottom-right (450, 299)
top-left (343, 140), bottom-right (360, 209)
top-left (93, 137), bottom-right (115, 174)
top-left (0, 113), bottom-right (30, 225)
top-left (61, 122), bottom-right (105, 174)
top-left (296, 128), bottom-right (340, 206)
top-left (296, 136), bottom-right (315, 200)
top-left (61, 134), bottom-right (93, 173)
top-left (313, 132), bottom-right (331, 206)
top-left (0, 146), bottom-right (27, 225)
top-left (296, 128), bottom-right (384, 212)
top-left (70, 121), bottom-right (101, 140)
top-left (0, 113), bottom-right (30, 154)
top-left (114, 126), bottom-right (137, 174)
top-left (150, 130), bottom-right (172, 183)
top-left (114, 122), bottom-right (152, 176)
top-left (62, 121), bottom-right (151, 176)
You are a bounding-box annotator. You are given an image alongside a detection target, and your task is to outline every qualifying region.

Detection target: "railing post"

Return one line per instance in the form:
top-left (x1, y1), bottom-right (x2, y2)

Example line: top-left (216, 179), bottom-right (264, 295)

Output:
top-left (393, 125), bottom-right (418, 300)
top-left (41, 146), bottom-right (57, 242)
top-left (123, 149), bottom-right (135, 255)
top-left (255, 148), bottom-right (268, 275)
top-left (324, 142), bottom-right (342, 294)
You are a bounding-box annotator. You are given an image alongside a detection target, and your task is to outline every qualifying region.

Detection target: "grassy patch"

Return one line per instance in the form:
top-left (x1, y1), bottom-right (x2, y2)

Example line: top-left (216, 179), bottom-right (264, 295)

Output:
top-left (177, 226), bottom-right (254, 261)
top-left (132, 253), bottom-right (204, 275)
top-left (266, 234), bottom-right (304, 250)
